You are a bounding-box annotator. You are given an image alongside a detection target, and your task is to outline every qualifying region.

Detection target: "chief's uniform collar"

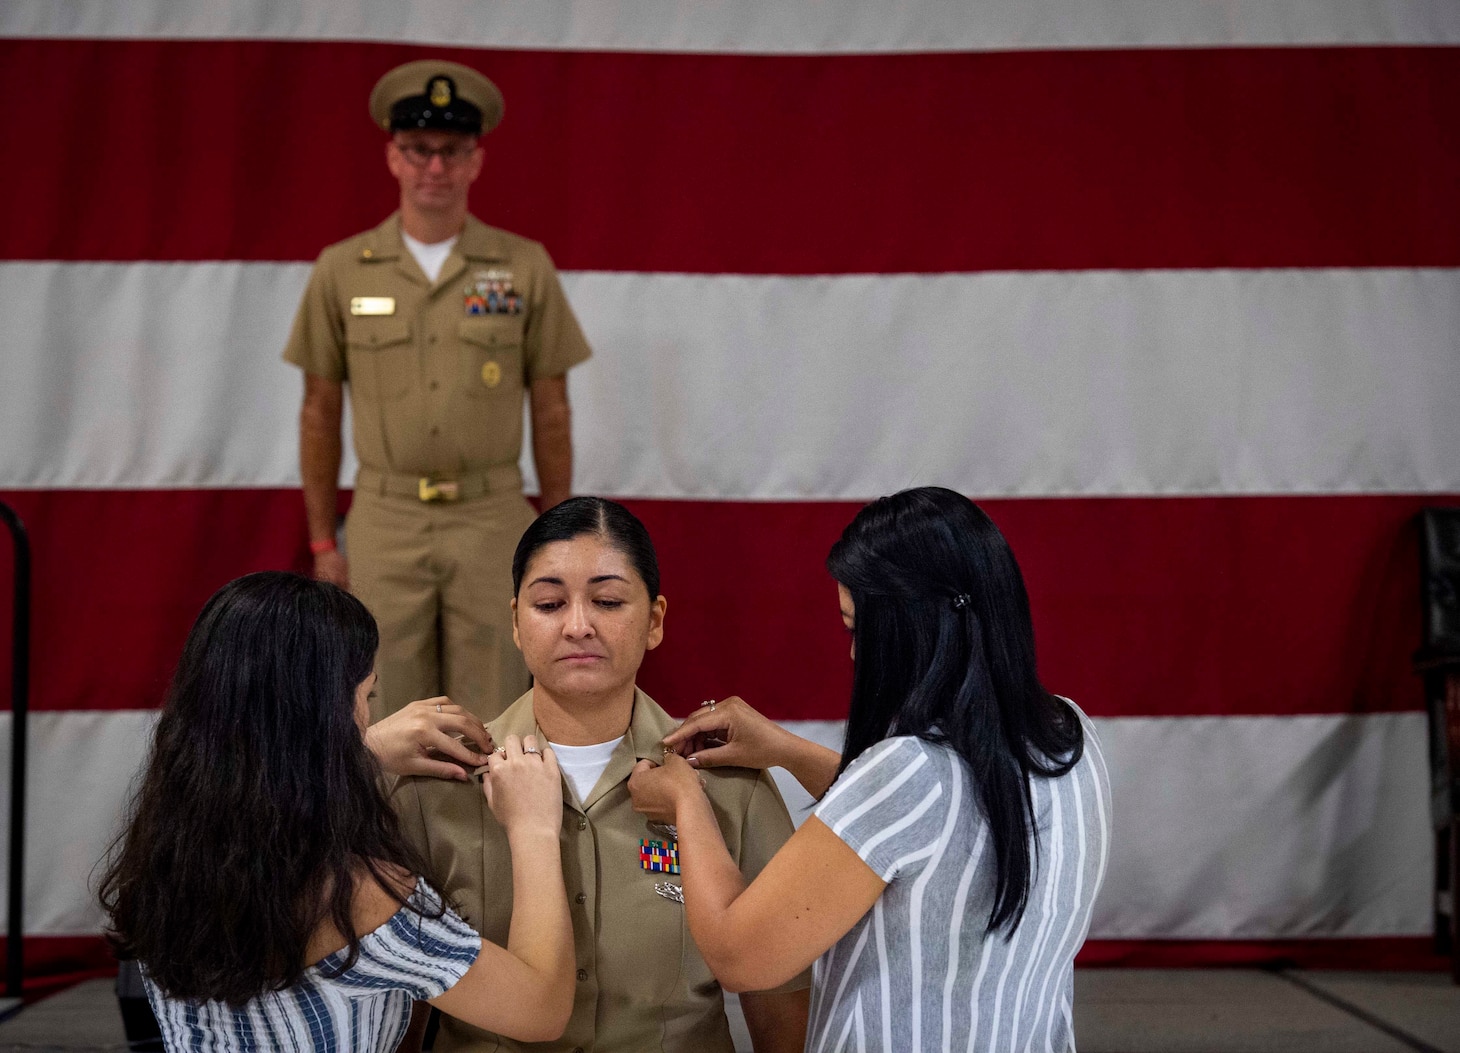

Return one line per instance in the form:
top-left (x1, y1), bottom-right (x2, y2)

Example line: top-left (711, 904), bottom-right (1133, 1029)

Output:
top-left (489, 687), bottom-right (674, 812)
top-left (357, 213), bottom-right (511, 288)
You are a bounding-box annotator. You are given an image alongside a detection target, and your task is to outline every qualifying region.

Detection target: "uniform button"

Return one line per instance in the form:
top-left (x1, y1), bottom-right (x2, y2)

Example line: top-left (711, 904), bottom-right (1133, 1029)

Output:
top-left (576, 969), bottom-right (588, 982)
top-left (575, 892), bottom-right (586, 905)
top-left (429, 380), bottom-right (439, 390)
top-left (573, 1048), bottom-right (584, 1053)
top-left (430, 425), bottom-right (440, 436)
top-left (577, 818), bottom-right (587, 831)
top-left (428, 334), bottom-right (438, 344)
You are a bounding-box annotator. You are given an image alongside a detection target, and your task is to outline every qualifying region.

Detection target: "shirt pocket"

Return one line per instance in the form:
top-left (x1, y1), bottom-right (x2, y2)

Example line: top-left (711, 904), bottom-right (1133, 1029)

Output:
top-left (458, 318), bottom-right (524, 401)
top-left (344, 316), bottom-right (413, 401)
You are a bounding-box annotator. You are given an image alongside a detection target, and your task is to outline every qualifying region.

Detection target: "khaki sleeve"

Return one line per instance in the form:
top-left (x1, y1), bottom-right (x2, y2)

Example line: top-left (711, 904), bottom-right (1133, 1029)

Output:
top-left (391, 776), bottom-right (432, 864)
top-left (282, 250), bottom-right (348, 382)
top-left (521, 243), bottom-right (592, 384)
top-left (738, 772), bottom-right (813, 993)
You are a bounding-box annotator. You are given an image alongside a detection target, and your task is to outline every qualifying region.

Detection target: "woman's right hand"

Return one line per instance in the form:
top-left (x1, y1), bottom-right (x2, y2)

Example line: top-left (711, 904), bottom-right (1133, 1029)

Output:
top-left (364, 696), bottom-right (493, 781)
top-left (662, 696), bottom-right (793, 771)
top-left (665, 695), bottom-right (843, 799)
top-left (482, 734), bottom-right (562, 840)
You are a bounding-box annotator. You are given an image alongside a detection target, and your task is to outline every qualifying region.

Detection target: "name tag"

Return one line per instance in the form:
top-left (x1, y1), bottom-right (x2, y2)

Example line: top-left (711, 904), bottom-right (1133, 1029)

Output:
top-left (350, 297), bottom-right (396, 316)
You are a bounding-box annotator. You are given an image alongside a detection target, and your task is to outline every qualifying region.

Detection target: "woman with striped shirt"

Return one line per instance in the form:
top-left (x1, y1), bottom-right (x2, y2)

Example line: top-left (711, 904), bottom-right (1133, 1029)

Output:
top-left (98, 571), bottom-right (575, 1052)
top-left (630, 487), bottom-right (1112, 1052)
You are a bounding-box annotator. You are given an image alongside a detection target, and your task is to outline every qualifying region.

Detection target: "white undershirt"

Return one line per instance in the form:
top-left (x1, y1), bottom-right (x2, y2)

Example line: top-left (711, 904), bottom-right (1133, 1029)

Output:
top-left (401, 230), bottom-right (458, 283)
top-left (550, 736), bottom-right (625, 806)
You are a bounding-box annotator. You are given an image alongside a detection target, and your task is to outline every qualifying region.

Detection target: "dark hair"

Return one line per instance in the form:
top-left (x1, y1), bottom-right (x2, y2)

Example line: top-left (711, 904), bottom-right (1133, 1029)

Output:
top-left (97, 571), bottom-right (441, 1005)
top-left (512, 496), bottom-right (661, 599)
top-left (826, 486), bottom-right (1084, 936)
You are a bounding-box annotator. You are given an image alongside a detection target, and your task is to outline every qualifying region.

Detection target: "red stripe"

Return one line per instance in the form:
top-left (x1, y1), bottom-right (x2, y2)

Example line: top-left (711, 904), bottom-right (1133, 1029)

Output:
top-left (6, 935), bottom-right (1447, 991)
top-left (1, 490), bottom-right (1451, 717)
top-left (2, 40), bottom-right (1458, 270)
top-left (1, 937), bottom-right (117, 1001)
top-left (0, 490), bottom-right (314, 714)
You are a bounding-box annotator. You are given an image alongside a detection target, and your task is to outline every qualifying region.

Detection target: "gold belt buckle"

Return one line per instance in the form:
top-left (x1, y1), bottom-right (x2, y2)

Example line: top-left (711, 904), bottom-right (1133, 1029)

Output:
top-left (418, 478), bottom-right (461, 502)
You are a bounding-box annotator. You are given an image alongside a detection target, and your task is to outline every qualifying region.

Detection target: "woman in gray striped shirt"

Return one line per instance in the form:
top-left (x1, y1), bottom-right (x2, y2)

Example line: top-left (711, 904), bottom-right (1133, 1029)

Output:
top-left (631, 487), bottom-right (1112, 1052)
top-left (98, 572), bottom-right (576, 1052)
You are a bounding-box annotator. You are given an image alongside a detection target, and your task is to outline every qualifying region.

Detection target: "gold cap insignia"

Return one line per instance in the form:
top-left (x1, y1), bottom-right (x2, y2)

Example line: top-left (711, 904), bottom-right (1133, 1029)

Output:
top-left (482, 361), bottom-right (502, 388)
top-left (430, 78), bottom-right (452, 107)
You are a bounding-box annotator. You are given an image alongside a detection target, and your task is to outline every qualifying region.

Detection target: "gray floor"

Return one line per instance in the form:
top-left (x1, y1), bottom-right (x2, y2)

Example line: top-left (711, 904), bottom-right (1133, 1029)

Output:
top-left (0, 970), bottom-right (1456, 1052)
top-left (1076, 970), bottom-right (1460, 1052)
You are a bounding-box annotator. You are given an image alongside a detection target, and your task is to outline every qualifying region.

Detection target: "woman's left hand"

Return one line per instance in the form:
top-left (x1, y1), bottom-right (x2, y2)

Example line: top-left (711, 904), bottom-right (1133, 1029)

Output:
top-left (628, 753), bottom-right (705, 825)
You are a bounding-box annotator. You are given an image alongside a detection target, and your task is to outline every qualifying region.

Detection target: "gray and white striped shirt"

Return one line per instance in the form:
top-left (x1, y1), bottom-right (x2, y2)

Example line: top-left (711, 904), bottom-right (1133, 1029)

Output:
top-left (808, 704), bottom-right (1111, 1053)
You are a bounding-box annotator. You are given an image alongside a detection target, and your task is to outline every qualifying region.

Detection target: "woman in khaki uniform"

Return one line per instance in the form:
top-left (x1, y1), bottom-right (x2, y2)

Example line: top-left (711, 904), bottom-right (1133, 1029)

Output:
top-left (394, 498), bottom-right (809, 1052)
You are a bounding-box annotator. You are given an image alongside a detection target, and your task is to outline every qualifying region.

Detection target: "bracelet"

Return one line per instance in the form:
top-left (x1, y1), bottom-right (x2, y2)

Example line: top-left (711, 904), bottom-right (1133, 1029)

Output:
top-left (309, 537), bottom-right (337, 555)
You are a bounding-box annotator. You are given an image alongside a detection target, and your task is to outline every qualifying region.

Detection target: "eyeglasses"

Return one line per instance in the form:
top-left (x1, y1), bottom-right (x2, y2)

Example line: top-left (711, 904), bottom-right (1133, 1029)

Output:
top-left (392, 140), bottom-right (478, 167)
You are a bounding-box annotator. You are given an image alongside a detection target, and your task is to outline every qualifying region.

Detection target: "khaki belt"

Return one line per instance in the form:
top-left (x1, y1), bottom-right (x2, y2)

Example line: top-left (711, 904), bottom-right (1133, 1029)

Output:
top-left (356, 465), bottom-right (523, 503)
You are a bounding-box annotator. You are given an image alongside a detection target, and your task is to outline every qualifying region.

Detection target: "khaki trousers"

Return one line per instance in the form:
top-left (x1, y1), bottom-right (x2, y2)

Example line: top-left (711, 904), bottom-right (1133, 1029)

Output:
top-left (347, 488), bottom-right (537, 723)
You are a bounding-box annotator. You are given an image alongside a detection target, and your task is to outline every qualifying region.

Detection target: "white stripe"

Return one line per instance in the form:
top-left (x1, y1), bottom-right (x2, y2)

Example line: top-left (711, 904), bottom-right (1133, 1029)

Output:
top-left (874, 897), bottom-right (892, 1053)
top-left (984, 844), bottom-right (1039, 1051)
top-left (831, 994), bottom-right (858, 1053)
top-left (4, 263), bottom-right (1460, 498)
top-left (0, 712), bottom-right (1429, 942)
top-left (0, 709), bottom-right (159, 935)
top-left (810, 941), bottom-right (833, 1027)
top-left (1031, 762), bottom-right (1090, 1053)
top-left (909, 752), bottom-right (963, 1052)
top-left (814, 923), bottom-right (871, 1053)
top-left (941, 822), bottom-right (988, 1053)
top-left (1008, 779), bottom-right (1066, 1045)
top-left (1073, 713), bottom-right (1114, 944)
top-left (1093, 713), bottom-right (1431, 938)
top-left (4, 0), bottom-right (1459, 52)
top-left (1090, 721), bottom-right (1114, 895)
top-left (964, 882), bottom-right (1001, 1053)
top-left (1085, 715), bottom-right (1114, 905)
top-left (884, 837), bottom-right (942, 877)
top-left (1042, 731), bottom-right (1113, 1051)
top-left (826, 749), bottom-right (928, 842)
top-left (856, 783), bottom-right (942, 874)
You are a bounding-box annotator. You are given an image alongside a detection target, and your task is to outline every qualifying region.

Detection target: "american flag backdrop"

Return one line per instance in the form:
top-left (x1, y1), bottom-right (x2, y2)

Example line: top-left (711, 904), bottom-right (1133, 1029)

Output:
top-left (2, 1), bottom-right (1460, 989)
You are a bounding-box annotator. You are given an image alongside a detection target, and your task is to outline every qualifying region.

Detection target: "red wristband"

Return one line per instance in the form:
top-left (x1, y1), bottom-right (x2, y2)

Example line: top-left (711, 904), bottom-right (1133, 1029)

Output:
top-left (309, 537), bottom-right (337, 556)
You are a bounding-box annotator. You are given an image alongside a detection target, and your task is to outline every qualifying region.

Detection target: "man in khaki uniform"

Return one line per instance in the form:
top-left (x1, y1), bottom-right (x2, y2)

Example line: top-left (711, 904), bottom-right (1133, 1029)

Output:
top-left (395, 687), bottom-right (811, 1052)
top-left (285, 60), bottom-right (592, 721)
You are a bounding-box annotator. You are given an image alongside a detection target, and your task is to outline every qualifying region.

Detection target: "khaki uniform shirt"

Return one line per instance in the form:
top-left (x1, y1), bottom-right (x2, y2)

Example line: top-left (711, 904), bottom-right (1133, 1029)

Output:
top-left (283, 213), bottom-right (591, 478)
top-left (394, 688), bottom-right (810, 1053)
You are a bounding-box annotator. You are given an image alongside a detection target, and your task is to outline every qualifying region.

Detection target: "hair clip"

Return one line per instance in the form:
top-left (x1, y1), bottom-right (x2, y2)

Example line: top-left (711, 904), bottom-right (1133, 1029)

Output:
top-left (952, 593), bottom-right (971, 610)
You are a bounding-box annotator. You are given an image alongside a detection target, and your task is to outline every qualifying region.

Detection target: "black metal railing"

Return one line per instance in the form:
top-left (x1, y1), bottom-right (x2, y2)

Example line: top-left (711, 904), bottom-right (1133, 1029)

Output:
top-left (1418, 507), bottom-right (1460, 984)
top-left (1, 500), bottom-right (30, 1007)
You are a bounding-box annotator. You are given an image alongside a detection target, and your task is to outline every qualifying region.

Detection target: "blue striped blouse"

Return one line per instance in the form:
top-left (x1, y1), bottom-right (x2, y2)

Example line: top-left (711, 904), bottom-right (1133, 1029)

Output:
top-left (143, 880), bottom-right (480, 1052)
